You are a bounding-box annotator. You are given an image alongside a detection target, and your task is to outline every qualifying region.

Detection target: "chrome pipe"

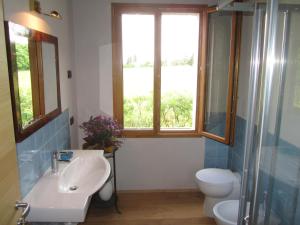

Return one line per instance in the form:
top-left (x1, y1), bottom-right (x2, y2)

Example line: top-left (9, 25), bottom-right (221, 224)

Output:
top-left (51, 151), bottom-right (59, 173)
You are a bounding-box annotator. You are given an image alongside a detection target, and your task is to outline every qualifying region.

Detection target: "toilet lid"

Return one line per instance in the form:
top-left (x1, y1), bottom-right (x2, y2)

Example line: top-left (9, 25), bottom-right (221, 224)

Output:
top-left (196, 168), bottom-right (235, 184)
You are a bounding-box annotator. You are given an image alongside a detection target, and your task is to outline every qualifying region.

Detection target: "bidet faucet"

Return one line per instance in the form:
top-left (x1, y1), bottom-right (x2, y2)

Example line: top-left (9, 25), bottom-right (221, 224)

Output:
top-left (51, 151), bottom-right (59, 173)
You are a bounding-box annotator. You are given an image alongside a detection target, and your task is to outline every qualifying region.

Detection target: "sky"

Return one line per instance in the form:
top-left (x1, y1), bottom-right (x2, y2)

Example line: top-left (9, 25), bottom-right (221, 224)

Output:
top-left (122, 13), bottom-right (200, 65)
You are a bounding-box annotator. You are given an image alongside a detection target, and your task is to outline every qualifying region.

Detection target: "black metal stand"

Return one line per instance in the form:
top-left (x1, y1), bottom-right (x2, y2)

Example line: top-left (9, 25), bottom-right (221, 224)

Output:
top-left (105, 149), bottom-right (121, 214)
top-left (91, 148), bottom-right (121, 214)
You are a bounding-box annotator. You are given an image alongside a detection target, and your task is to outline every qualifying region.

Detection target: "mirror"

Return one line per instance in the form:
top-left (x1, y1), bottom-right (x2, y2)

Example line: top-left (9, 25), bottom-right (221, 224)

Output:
top-left (5, 21), bottom-right (61, 142)
top-left (42, 42), bottom-right (58, 114)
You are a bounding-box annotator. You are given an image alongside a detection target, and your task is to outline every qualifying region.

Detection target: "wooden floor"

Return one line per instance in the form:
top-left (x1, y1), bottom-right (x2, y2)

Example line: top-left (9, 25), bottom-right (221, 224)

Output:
top-left (81, 191), bottom-right (216, 225)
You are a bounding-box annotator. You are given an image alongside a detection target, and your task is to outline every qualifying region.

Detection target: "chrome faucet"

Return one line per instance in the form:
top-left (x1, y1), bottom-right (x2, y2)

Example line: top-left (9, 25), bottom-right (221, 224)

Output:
top-left (51, 151), bottom-right (59, 173)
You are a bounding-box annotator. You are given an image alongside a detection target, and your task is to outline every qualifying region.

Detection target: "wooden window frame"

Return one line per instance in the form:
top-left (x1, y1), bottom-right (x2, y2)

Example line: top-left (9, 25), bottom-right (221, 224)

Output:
top-left (112, 3), bottom-right (241, 144)
top-left (199, 8), bottom-right (240, 145)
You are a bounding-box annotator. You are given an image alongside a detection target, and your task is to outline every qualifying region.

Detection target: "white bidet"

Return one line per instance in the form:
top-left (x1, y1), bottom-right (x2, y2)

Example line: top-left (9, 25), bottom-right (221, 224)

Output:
top-left (213, 200), bottom-right (281, 225)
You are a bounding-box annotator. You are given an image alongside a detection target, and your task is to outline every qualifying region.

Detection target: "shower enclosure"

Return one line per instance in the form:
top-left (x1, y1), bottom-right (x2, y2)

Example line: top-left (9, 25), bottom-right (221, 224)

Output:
top-left (238, 0), bottom-right (300, 224)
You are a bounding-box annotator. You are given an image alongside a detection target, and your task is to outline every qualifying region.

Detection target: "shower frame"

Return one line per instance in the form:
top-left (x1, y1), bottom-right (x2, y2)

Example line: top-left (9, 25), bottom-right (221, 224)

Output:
top-left (237, 0), bottom-right (300, 224)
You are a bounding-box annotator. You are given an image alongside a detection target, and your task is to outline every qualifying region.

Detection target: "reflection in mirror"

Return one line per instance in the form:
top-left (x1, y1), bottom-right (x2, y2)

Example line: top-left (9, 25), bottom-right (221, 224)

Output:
top-left (8, 23), bottom-right (35, 127)
top-left (204, 12), bottom-right (234, 140)
top-left (5, 21), bottom-right (61, 142)
top-left (42, 42), bottom-right (58, 114)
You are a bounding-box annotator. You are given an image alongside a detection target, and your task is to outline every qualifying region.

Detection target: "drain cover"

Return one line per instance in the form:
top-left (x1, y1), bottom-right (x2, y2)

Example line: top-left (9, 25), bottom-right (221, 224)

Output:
top-left (69, 185), bottom-right (79, 191)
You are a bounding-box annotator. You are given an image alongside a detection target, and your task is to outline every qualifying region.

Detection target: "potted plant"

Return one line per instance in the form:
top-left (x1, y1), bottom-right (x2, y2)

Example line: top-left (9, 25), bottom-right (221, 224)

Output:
top-left (80, 115), bottom-right (123, 153)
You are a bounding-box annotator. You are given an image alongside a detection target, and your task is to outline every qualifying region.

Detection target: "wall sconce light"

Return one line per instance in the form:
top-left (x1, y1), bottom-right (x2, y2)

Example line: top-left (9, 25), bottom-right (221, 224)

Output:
top-left (30, 0), bottom-right (62, 20)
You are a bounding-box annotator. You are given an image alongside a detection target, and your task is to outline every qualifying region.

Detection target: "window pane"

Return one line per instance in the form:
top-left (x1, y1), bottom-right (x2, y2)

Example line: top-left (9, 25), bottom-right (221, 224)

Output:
top-left (160, 13), bottom-right (200, 131)
top-left (9, 23), bottom-right (34, 128)
top-left (122, 14), bottom-right (154, 129)
top-left (204, 13), bottom-right (232, 137)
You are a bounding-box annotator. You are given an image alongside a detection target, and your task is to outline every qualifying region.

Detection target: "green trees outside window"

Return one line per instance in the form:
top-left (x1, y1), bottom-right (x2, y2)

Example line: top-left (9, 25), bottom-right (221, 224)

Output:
top-left (15, 43), bottom-right (34, 127)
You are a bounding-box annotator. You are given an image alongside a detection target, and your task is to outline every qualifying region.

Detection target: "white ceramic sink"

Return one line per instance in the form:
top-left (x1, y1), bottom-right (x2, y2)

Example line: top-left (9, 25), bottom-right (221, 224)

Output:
top-left (23, 150), bottom-right (110, 223)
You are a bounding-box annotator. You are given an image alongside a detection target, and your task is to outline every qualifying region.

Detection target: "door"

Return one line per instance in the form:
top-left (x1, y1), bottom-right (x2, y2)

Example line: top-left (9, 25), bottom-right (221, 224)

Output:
top-left (0, 0), bottom-right (22, 224)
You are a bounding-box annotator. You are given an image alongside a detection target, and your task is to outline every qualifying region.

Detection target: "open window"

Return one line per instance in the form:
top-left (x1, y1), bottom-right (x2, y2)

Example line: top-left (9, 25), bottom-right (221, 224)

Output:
top-left (112, 4), bottom-right (241, 144)
top-left (199, 8), bottom-right (240, 144)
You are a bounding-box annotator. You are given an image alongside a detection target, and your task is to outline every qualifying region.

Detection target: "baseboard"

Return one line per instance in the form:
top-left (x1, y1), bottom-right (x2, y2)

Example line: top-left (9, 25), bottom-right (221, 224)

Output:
top-left (118, 188), bottom-right (199, 194)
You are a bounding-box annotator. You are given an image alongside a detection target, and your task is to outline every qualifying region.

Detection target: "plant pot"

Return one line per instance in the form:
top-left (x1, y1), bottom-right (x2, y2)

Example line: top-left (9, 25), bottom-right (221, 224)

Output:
top-left (104, 146), bottom-right (114, 153)
top-left (83, 143), bottom-right (115, 154)
top-left (82, 143), bottom-right (103, 150)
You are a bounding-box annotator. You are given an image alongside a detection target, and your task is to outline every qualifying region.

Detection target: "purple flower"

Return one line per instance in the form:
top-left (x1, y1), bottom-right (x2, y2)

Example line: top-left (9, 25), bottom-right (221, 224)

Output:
top-left (80, 115), bottom-right (123, 148)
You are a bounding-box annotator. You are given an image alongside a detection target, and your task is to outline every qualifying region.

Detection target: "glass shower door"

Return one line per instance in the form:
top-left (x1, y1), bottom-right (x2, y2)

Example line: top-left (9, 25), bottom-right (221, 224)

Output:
top-left (241, 1), bottom-right (300, 225)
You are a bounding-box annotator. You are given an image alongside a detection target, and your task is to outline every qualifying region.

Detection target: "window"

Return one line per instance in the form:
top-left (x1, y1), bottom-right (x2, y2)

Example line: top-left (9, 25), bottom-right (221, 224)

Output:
top-left (160, 13), bottom-right (199, 131)
top-left (112, 4), bottom-right (240, 144)
top-left (122, 14), bottom-right (155, 129)
top-left (202, 9), bottom-right (239, 144)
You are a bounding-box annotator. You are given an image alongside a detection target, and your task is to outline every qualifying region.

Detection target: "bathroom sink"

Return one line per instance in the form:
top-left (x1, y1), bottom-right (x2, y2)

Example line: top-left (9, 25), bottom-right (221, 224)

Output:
top-left (23, 150), bottom-right (110, 223)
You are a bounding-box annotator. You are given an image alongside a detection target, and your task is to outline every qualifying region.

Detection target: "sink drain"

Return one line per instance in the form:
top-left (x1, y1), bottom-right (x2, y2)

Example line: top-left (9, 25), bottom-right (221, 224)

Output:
top-left (69, 185), bottom-right (79, 191)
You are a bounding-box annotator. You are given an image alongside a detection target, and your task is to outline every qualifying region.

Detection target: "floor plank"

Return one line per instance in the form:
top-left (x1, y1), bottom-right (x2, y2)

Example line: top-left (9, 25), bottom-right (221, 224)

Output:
top-left (81, 191), bottom-right (216, 225)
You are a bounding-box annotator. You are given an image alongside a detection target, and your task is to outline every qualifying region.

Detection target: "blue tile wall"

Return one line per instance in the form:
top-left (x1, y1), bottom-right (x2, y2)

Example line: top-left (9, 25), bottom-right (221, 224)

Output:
top-left (228, 116), bottom-right (247, 175)
top-left (204, 138), bottom-right (229, 169)
top-left (227, 115), bottom-right (300, 225)
top-left (16, 109), bottom-right (70, 198)
top-left (261, 143), bottom-right (300, 225)
top-left (204, 112), bottom-right (229, 169)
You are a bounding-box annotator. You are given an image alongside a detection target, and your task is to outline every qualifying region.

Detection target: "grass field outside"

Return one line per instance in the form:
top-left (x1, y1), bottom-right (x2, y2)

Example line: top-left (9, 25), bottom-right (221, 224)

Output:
top-left (123, 65), bottom-right (197, 129)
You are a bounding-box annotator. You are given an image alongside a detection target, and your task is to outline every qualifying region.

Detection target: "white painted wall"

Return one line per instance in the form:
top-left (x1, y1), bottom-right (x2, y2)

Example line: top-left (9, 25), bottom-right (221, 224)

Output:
top-left (237, 13), bottom-right (300, 148)
top-left (3, 0), bottom-right (78, 148)
top-left (72, 0), bottom-right (216, 190)
top-left (270, 11), bottom-right (300, 147)
top-left (117, 138), bottom-right (204, 190)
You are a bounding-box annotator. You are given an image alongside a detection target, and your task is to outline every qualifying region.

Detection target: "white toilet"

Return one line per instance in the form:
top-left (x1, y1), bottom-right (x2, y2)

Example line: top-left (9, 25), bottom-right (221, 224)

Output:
top-left (195, 168), bottom-right (241, 217)
top-left (213, 200), bottom-right (281, 225)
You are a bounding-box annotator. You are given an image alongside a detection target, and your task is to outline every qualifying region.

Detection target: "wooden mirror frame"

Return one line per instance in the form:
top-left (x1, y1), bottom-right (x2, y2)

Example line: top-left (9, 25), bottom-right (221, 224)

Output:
top-left (4, 21), bottom-right (61, 142)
